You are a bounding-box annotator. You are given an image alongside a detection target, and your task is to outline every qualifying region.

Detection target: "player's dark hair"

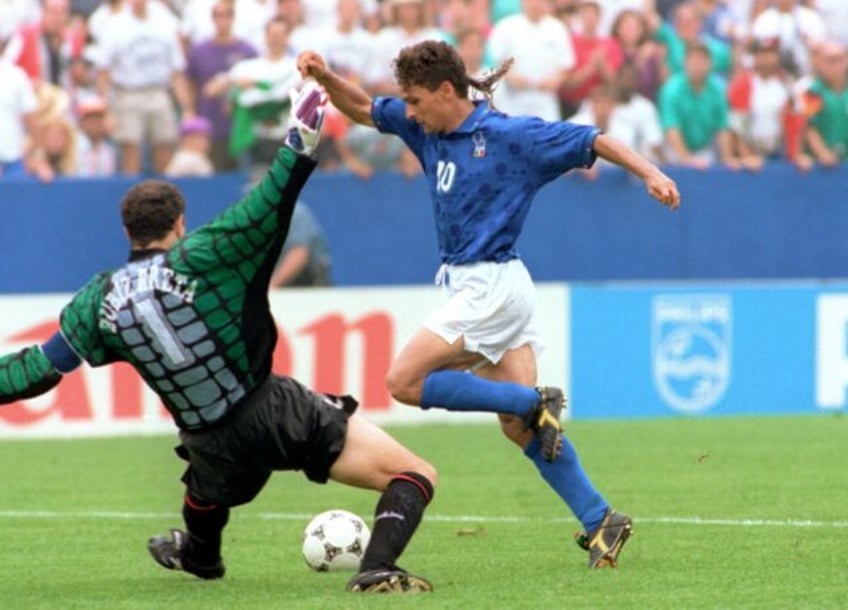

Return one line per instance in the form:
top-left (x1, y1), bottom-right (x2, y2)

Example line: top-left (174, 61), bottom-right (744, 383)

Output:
top-left (393, 40), bottom-right (513, 109)
top-left (121, 180), bottom-right (186, 247)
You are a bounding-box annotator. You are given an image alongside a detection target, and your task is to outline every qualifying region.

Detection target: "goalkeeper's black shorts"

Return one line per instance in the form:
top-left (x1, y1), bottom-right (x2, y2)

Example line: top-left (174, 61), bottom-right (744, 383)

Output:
top-left (175, 374), bottom-right (357, 507)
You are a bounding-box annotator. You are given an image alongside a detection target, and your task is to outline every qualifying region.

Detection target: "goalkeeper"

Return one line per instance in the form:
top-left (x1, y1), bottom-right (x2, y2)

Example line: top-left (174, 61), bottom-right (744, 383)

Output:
top-left (0, 82), bottom-right (435, 594)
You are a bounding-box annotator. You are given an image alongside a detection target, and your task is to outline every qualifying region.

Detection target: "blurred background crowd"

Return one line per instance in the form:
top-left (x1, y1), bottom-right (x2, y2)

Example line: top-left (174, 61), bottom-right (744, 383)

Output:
top-left (1, 0), bottom-right (847, 183)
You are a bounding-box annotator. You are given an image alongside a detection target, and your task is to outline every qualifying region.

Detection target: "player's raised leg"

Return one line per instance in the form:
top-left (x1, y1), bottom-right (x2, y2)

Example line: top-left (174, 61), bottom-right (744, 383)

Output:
top-left (387, 327), bottom-right (565, 461)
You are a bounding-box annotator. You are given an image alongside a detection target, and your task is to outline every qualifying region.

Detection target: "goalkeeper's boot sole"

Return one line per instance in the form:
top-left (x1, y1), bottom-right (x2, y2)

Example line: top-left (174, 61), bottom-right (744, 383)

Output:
top-left (147, 528), bottom-right (225, 580)
top-left (524, 387), bottom-right (564, 462)
top-left (587, 510), bottom-right (633, 569)
top-left (346, 568), bottom-right (433, 593)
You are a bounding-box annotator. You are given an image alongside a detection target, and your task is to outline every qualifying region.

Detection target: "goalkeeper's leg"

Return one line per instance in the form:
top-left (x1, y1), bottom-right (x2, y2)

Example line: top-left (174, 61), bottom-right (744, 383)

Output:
top-left (147, 492), bottom-right (229, 579)
top-left (329, 414), bottom-right (436, 593)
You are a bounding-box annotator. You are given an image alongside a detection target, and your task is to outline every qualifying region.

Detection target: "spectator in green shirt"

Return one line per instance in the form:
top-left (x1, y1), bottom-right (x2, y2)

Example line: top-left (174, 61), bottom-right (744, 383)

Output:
top-left (659, 42), bottom-right (739, 169)
top-left (649, 1), bottom-right (733, 78)
top-left (805, 41), bottom-right (848, 167)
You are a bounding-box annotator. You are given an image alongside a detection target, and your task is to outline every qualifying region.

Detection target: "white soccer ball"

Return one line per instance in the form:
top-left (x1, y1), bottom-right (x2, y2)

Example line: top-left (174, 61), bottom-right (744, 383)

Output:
top-left (301, 509), bottom-right (371, 572)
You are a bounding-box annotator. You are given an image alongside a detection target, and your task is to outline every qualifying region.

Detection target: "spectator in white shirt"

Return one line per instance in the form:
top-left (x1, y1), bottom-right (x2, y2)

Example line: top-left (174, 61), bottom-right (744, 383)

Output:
top-left (312, 0), bottom-right (375, 83)
top-left (615, 60), bottom-right (664, 162)
top-left (594, 0), bottom-right (644, 36)
top-left (487, 0), bottom-right (575, 120)
top-left (727, 38), bottom-right (795, 170)
top-left (365, 0), bottom-right (442, 95)
top-left (275, 0), bottom-right (320, 55)
top-left (180, 0), bottom-right (272, 51)
top-left (226, 17), bottom-right (300, 180)
top-left (570, 84), bottom-right (631, 179)
top-left (96, 0), bottom-right (194, 175)
top-left (751, 0), bottom-right (827, 77)
top-left (73, 96), bottom-right (118, 177)
top-left (0, 32), bottom-right (41, 180)
top-left (0, 0), bottom-right (41, 36)
top-left (812, 0), bottom-right (848, 49)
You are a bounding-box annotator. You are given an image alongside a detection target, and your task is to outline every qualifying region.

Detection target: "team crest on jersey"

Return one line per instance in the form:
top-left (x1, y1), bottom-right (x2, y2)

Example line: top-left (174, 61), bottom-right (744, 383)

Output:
top-left (472, 131), bottom-right (487, 157)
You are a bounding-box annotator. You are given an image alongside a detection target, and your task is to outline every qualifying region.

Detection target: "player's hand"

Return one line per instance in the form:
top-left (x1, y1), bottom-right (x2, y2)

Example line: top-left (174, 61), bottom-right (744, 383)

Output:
top-left (646, 170), bottom-right (680, 210)
top-left (297, 51), bottom-right (328, 82)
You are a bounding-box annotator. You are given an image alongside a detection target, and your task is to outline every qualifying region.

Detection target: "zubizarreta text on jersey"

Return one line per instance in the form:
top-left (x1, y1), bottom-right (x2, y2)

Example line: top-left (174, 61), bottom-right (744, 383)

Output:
top-left (99, 260), bottom-right (198, 333)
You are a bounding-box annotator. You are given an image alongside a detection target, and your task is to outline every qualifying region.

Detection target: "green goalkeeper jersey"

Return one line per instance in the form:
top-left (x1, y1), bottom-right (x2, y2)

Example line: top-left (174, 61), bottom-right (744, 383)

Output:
top-left (0, 146), bottom-right (316, 430)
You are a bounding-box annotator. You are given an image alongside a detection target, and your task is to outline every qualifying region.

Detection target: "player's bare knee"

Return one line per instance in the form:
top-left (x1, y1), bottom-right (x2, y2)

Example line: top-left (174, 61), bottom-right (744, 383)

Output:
top-left (385, 369), bottom-right (422, 405)
top-left (415, 461), bottom-right (438, 488)
top-left (389, 459), bottom-right (438, 490)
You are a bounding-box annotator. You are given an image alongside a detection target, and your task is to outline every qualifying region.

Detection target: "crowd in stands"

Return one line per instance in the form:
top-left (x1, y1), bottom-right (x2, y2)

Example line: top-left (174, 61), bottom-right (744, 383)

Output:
top-left (1, 0), bottom-right (847, 182)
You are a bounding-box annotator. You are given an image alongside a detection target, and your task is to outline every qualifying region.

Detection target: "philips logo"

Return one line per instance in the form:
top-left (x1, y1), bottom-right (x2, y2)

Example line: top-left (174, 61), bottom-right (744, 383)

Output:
top-left (652, 295), bottom-right (732, 414)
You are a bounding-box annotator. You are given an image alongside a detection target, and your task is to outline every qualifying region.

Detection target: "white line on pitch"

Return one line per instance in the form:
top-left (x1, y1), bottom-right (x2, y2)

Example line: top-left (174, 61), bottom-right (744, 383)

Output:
top-left (0, 510), bottom-right (844, 528)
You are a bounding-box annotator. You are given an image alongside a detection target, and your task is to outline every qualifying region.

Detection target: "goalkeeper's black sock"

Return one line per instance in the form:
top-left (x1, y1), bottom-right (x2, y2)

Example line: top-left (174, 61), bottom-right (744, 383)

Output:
top-left (359, 472), bottom-right (434, 572)
top-left (182, 493), bottom-right (230, 564)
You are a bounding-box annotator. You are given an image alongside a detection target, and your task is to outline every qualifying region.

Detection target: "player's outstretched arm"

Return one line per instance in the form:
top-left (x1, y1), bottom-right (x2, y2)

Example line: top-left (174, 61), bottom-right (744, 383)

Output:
top-left (593, 133), bottom-right (681, 210)
top-left (297, 51), bottom-right (375, 127)
top-left (0, 331), bottom-right (81, 403)
top-left (180, 81), bottom-right (326, 276)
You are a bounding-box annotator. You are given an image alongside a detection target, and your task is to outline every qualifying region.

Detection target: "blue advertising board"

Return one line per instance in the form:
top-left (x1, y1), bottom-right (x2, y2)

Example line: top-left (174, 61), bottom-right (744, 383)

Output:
top-left (570, 282), bottom-right (848, 419)
top-left (3, 163), bottom-right (848, 294)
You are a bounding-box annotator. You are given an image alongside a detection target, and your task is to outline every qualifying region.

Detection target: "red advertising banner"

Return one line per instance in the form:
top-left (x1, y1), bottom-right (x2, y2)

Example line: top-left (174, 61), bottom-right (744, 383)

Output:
top-left (0, 286), bottom-right (568, 438)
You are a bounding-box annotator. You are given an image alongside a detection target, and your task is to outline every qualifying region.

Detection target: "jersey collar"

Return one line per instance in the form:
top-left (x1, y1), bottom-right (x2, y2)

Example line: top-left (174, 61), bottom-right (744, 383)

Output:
top-left (128, 248), bottom-right (168, 262)
top-left (450, 101), bottom-right (489, 135)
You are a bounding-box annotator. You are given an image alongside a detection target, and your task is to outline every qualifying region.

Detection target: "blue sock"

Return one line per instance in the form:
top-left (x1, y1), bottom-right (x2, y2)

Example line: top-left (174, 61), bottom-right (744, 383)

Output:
top-left (524, 435), bottom-right (608, 533)
top-left (420, 370), bottom-right (538, 417)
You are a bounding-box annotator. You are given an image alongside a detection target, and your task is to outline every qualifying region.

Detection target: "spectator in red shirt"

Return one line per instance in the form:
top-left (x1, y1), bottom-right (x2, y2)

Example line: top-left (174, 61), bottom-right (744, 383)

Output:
top-left (727, 37), bottom-right (810, 171)
top-left (558, 1), bottom-right (623, 119)
top-left (5, 0), bottom-right (84, 88)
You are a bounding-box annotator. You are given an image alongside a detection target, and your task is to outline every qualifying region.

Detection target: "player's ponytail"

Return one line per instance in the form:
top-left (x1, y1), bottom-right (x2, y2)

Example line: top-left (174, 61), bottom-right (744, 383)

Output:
top-left (468, 57), bottom-right (514, 111)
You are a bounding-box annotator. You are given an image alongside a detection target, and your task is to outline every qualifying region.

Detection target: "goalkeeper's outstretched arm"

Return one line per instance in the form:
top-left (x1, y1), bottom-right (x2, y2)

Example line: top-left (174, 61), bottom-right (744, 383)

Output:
top-left (0, 332), bottom-right (81, 403)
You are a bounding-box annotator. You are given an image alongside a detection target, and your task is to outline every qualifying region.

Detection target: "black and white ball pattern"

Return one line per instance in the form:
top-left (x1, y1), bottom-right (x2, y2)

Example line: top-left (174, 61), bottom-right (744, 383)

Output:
top-left (302, 509), bottom-right (371, 572)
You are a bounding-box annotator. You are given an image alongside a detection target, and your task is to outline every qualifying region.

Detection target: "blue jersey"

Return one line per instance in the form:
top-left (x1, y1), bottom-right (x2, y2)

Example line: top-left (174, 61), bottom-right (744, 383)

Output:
top-left (372, 98), bottom-right (600, 264)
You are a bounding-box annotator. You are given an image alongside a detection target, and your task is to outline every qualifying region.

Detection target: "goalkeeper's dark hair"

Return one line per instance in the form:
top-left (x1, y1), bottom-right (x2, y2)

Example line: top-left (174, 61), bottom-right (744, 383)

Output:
top-left (121, 180), bottom-right (186, 247)
top-left (393, 40), bottom-right (513, 109)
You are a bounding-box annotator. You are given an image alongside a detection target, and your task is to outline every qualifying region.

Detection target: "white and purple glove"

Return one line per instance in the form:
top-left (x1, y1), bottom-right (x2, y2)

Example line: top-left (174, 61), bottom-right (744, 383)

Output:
top-left (285, 79), bottom-right (327, 157)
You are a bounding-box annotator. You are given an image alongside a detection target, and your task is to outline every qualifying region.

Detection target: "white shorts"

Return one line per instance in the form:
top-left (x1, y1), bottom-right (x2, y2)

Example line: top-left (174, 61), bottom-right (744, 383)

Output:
top-left (423, 259), bottom-right (544, 365)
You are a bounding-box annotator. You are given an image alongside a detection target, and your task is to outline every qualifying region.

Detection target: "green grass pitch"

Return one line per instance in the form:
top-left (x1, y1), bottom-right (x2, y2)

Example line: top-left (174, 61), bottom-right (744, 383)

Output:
top-left (0, 414), bottom-right (845, 609)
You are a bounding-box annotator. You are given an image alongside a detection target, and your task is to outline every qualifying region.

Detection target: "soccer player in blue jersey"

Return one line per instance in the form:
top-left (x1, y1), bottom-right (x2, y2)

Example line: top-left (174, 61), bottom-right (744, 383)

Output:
top-left (297, 41), bottom-right (680, 569)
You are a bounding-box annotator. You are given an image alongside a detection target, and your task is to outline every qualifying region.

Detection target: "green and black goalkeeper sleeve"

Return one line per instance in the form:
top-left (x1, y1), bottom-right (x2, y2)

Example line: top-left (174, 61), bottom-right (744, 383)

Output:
top-left (0, 347), bottom-right (62, 404)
